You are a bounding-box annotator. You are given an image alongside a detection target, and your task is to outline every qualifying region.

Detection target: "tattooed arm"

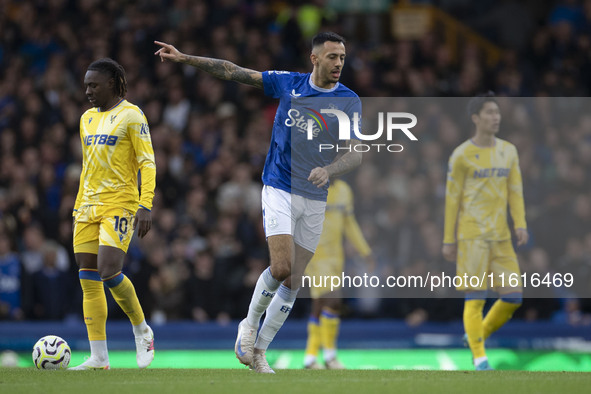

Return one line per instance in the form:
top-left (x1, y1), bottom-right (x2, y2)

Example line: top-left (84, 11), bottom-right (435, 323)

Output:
top-left (154, 41), bottom-right (263, 88)
top-left (308, 140), bottom-right (363, 188)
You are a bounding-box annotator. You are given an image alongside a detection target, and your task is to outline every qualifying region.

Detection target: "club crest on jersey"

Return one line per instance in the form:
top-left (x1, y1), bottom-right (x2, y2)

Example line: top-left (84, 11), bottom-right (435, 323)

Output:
top-left (323, 103), bottom-right (339, 117)
top-left (110, 115), bottom-right (117, 124)
top-left (88, 118), bottom-right (93, 124)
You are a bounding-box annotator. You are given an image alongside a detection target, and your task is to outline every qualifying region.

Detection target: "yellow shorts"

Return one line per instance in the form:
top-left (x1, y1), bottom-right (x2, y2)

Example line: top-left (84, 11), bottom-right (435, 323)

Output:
top-left (457, 239), bottom-right (521, 293)
top-left (304, 257), bottom-right (344, 299)
top-left (73, 205), bottom-right (135, 254)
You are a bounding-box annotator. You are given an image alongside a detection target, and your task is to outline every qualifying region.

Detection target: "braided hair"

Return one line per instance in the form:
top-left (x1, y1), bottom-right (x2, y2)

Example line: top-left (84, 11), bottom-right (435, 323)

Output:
top-left (87, 58), bottom-right (127, 98)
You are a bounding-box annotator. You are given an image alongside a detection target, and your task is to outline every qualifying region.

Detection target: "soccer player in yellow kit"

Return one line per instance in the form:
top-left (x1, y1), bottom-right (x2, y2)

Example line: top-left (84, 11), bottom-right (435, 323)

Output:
top-left (442, 93), bottom-right (528, 371)
top-left (69, 58), bottom-right (156, 370)
top-left (303, 179), bottom-right (373, 369)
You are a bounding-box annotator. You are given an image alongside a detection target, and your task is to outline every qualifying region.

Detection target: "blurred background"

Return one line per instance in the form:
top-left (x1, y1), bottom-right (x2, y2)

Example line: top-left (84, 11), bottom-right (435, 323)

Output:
top-left (1, 0), bottom-right (591, 369)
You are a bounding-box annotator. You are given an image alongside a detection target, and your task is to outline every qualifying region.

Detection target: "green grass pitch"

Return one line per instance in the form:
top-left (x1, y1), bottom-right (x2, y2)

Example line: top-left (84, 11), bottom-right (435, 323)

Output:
top-left (11, 349), bottom-right (591, 370)
top-left (4, 349), bottom-right (591, 393)
top-left (2, 368), bottom-right (591, 394)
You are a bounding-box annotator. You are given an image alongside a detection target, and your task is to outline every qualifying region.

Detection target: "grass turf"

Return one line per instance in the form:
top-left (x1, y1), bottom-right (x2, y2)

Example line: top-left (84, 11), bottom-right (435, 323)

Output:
top-left (1, 368), bottom-right (590, 394)
top-left (13, 349), bottom-right (591, 370)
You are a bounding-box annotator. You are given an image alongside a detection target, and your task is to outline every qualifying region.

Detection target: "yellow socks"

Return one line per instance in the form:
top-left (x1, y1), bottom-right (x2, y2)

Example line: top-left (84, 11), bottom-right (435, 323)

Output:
top-left (483, 299), bottom-right (521, 339)
top-left (320, 308), bottom-right (340, 360)
top-left (304, 308), bottom-right (343, 366)
top-left (103, 272), bottom-right (145, 326)
top-left (304, 317), bottom-right (321, 365)
top-left (79, 269), bottom-right (107, 341)
top-left (464, 299), bottom-right (486, 359)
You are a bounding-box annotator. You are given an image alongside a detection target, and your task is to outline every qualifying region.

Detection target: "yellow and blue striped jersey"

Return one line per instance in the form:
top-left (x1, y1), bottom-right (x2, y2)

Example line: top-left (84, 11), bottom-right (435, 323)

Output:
top-left (74, 99), bottom-right (156, 214)
top-left (310, 179), bottom-right (371, 264)
top-left (443, 138), bottom-right (527, 243)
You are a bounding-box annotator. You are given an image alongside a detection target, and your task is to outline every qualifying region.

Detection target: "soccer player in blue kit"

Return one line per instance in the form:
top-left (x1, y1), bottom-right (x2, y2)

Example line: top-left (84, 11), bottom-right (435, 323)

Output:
top-left (155, 32), bottom-right (362, 373)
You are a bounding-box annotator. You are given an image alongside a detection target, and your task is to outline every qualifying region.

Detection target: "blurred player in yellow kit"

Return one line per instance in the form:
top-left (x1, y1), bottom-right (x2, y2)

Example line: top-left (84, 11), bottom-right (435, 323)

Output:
top-left (70, 58), bottom-right (156, 370)
top-left (442, 93), bottom-right (528, 371)
top-left (303, 179), bottom-right (373, 369)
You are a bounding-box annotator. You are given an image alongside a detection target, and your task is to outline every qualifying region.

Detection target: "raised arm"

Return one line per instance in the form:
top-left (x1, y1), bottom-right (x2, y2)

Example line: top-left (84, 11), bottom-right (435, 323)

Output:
top-left (154, 41), bottom-right (263, 88)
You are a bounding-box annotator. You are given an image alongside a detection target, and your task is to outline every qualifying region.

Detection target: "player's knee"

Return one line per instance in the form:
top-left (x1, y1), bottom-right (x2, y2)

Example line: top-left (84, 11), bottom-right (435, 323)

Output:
top-left (96, 247), bottom-right (126, 279)
top-left (97, 267), bottom-right (118, 280)
top-left (97, 261), bottom-right (122, 280)
top-left (270, 262), bottom-right (291, 282)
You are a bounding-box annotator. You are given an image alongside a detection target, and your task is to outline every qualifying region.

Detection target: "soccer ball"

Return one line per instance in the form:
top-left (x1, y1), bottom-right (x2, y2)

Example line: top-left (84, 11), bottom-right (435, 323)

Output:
top-left (32, 335), bottom-right (71, 369)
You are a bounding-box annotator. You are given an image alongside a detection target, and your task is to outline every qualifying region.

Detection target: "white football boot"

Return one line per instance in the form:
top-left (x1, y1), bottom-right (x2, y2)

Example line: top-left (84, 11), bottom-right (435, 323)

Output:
top-left (325, 358), bottom-right (346, 370)
top-left (235, 318), bottom-right (257, 365)
top-left (251, 350), bottom-right (275, 374)
top-left (135, 326), bottom-right (155, 369)
top-left (68, 357), bottom-right (110, 370)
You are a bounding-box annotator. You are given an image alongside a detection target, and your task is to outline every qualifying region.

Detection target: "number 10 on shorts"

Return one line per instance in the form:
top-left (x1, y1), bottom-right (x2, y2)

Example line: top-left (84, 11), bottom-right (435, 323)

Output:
top-left (114, 216), bottom-right (129, 234)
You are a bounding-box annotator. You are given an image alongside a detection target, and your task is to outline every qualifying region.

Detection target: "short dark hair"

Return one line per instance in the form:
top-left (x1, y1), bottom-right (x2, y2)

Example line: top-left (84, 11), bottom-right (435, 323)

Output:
top-left (467, 91), bottom-right (498, 117)
top-left (87, 58), bottom-right (127, 98)
top-left (312, 32), bottom-right (346, 49)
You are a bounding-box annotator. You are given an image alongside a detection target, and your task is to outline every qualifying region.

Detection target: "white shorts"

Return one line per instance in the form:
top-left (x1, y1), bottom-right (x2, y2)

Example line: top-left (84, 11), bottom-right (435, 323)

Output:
top-left (261, 185), bottom-right (326, 253)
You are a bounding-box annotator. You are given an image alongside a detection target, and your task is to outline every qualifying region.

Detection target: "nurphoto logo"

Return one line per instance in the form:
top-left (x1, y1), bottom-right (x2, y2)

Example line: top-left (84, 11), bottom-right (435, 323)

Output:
top-left (305, 109), bottom-right (418, 152)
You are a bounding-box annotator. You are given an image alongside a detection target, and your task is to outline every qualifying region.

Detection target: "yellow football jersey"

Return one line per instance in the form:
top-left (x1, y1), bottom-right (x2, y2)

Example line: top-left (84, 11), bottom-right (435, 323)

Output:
top-left (443, 138), bottom-right (527, 243)
top-left (309, 179), bottom-right (371, 265)
top-left (74, 99), bottom-right (156, 214)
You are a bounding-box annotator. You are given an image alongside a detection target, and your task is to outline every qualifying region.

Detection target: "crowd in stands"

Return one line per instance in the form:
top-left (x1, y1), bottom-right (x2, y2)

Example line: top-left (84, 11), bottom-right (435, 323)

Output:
top-left (1, 0), bottom-right (590, 326)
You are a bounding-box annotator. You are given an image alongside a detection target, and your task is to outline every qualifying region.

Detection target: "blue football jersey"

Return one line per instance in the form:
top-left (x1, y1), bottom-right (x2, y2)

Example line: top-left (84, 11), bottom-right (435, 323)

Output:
top-left (262, 71), bottom-right (361, 201)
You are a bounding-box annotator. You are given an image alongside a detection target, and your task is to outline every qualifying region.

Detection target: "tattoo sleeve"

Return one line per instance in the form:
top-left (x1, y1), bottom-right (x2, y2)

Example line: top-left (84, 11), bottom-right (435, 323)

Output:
top-left (325, 140), bottom-right (363, 178)
top-left (180, 54), bottom-right (263, 88)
